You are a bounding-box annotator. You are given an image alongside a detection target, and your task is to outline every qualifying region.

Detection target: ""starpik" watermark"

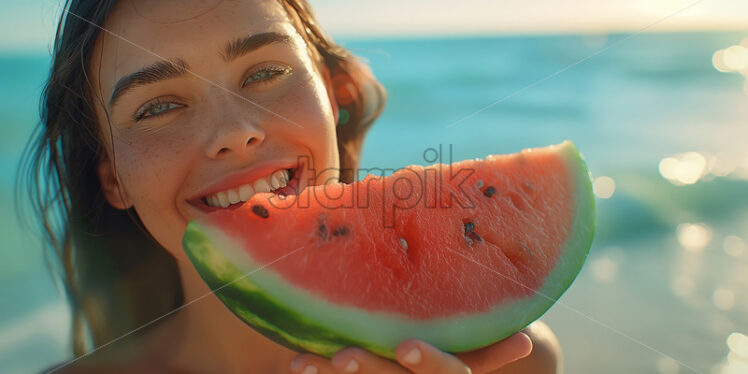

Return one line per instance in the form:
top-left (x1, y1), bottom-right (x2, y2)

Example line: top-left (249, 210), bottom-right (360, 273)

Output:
top-left (265, 145), bottom-right (481, 228)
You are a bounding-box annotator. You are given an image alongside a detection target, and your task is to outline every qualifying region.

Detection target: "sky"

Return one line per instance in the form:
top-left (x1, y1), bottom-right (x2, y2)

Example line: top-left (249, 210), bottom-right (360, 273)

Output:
top-left (0, 0), bottom-right (747, 51)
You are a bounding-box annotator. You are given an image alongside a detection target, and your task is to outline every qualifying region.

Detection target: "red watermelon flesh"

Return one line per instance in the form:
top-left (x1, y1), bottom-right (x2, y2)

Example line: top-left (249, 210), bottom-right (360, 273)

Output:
top-left (183, 141), bottom-right (595, 357)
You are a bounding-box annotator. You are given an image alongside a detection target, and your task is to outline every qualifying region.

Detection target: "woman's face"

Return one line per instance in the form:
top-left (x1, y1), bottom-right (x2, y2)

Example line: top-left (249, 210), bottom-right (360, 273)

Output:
top-left (90, 0), bottom-right (340, 256)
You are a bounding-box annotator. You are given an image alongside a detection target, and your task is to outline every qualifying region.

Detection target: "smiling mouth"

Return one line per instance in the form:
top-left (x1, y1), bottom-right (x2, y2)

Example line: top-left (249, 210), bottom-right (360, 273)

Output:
top-left (200, 166), bottom-right (300, 209)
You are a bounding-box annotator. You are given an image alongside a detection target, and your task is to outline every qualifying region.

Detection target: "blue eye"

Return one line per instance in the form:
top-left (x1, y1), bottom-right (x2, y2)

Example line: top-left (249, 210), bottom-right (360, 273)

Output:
top-left (242, 65), bottom-right (290, 88)
top-left (134, 100), bottom-right (185, 121)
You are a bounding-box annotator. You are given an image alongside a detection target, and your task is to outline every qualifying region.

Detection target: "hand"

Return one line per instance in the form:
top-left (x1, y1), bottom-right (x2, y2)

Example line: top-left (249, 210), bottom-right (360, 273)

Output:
top-left (289, 332), bottom-right (533, 374)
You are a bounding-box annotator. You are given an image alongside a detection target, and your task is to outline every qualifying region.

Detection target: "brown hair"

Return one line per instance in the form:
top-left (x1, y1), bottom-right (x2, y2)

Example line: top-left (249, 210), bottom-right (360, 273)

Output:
top-left (18, 0), bottom-right (385, 356)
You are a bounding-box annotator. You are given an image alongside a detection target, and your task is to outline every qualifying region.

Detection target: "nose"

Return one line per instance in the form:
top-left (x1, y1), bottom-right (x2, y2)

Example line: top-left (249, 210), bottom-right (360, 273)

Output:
top-left (205, 102), bottom-right (266, 159)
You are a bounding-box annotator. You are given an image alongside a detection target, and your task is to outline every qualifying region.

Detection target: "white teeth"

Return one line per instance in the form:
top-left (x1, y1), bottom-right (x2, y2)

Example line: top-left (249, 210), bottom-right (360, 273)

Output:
top-left (253, 178), bottom-right (271, 193)
top-left (239, 184), bottom-right (254, 201)
top-left (227, 189), bottom-right (240, 204)
top-left (269, 174), bottom-right (281, 190)
top-left (275, 170), bottom-right (289, 186)
top-left (217, 191), bottom-right (230, 208)
top-left (204, 169), bottom-right (293, 208)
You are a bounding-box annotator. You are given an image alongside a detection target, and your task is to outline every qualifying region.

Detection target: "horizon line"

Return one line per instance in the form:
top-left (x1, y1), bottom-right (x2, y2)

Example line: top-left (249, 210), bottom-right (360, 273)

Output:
top-left (1, 27), bottom-right (746, 54)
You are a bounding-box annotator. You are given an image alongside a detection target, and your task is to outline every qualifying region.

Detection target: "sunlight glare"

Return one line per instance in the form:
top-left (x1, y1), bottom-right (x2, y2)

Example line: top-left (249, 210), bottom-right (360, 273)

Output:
top-left (728, 332), bottom-right (748, 358)
top-left (713, 49), bottom-right (731, 72)
top-left (723, 45), bottom-right (748, 71)
top-left (659, 157), bottom-right (678, 179)
top-left (676, 152), bottom-right (706, 184)
top-left (725, 352), bottom-right (748, 374)
top-left (659, 153), bottom-right (707, 185)
top-left (638, 0), bottom-right (692, 15)
top-left (593, 176), bottom-right (616, 199)
top-left (677, 223), bottom-right (712, 252)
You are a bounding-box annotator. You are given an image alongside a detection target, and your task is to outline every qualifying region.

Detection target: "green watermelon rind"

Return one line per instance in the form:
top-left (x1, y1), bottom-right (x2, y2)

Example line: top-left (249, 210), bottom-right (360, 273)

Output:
top-left (182, 141), bottom-right (595, 358)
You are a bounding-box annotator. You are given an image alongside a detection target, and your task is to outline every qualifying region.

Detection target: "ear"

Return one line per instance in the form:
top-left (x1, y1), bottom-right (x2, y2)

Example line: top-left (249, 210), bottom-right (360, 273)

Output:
top-left (97, 154), bottom-right (133, 210)
top-left (321, 64), bottom-right (340, 126)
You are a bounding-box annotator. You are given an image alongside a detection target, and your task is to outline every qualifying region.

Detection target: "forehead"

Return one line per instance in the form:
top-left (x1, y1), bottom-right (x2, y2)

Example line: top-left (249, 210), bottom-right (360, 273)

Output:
top-left (91, 0), bottom-right (304, 94)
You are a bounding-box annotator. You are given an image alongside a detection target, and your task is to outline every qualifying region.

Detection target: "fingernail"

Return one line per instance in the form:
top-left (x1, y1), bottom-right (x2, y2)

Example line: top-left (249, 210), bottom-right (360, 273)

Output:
top-left (301, 365), bottom-right (318, 374)
top-left (403, 347), bottom-right (422, 365)
top-left (343, 358), bottom-right (359, 372)
top-left (290, 358), bottom-right (317, 374)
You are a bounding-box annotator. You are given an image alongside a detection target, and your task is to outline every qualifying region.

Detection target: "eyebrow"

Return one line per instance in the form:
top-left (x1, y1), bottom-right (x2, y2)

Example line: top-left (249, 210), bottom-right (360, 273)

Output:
top-left (221, 32), bottom-right (291, 63)
top-left (108, 32), bottom-right (292, 108)
top-left (109, 58), bottom-right (189, 108)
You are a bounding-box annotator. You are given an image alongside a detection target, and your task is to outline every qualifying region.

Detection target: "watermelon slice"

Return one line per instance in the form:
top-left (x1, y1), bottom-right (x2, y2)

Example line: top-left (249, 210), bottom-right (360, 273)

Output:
top-left (182, 141), bottom-right (595, 358)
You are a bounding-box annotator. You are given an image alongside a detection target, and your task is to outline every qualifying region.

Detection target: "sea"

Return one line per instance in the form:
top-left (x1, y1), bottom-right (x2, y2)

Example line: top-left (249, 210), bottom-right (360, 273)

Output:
top-left (1, 31), bottom-right (747, 373)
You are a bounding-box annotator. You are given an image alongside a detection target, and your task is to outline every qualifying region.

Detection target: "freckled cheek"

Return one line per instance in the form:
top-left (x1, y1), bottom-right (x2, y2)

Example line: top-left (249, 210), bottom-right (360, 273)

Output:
top-left (111, 132), bottom-right (196, 206)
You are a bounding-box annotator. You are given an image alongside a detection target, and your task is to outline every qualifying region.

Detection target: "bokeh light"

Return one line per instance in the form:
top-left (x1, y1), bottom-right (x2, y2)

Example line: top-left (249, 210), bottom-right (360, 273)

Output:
top-left (713, 40), bottom-right (748, 99)
top-left (708, 154), bottom-right (737, 177)
top-left (713, 49), bottom-right (731, 72)
top-left (659, 152), bottom-right (707, 185)
top-left (590, 256), bottom-right (618, 283)
top-left (714, 44), bottom-right (748, 74)
top-left (677, 223), bottom-right (712, 252)
top-left (726, 352), bottom-right (748, 374)
top-left (660, 151), bottom-right (748, 182)
top-left (593, 176), bottom-right (616, 199)
top-left (713, 288), bottom-right (735, 311)
top-left (659, 157), bottom-right (679, 179)
top-left (723, 45), bottom-right (748, 71)
top-left (728, 332), bottom-right (748, 358)
top-left (723, 235), bottom-right (746, 257)
top-left (720, 333), bottom-right (748, 374)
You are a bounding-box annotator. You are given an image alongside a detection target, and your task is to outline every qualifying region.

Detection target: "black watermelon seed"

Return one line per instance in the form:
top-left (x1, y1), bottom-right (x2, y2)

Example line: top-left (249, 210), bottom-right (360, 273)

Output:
top-left (464, 221), bottom-right (475, 235)
top-left (332, 226), bottom-right (350, 237)
top-left (251, 205), bottom-right (269, 218)
top-left (318, 223), bottom-right (329, 240)
top-left (469, 232), bottom-right (483, 243)
top-left (483, 186), bottom-right (496, 197)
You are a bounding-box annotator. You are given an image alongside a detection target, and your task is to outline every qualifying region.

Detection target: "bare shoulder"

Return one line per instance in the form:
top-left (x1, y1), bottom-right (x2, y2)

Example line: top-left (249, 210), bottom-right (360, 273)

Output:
top-left (489, 320), bottom-right (563, 374)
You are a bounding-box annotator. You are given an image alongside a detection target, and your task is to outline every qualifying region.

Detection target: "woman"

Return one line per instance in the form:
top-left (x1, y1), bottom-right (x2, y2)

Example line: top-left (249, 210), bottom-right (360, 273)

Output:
top-left (23, 0), bottom-right (562, 372)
